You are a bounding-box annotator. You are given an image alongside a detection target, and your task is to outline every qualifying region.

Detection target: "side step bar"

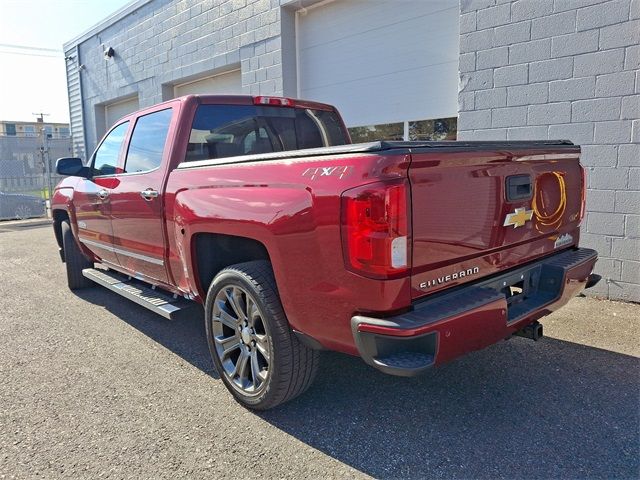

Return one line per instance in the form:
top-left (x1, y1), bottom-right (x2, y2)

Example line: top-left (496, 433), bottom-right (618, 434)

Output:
top-left (82, 268), bottom-right (198, 320)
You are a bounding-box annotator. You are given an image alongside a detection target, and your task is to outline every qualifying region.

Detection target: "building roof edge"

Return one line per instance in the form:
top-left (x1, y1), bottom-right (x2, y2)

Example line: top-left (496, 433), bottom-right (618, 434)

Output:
top-left (63, 0), bottom-right (154, 51)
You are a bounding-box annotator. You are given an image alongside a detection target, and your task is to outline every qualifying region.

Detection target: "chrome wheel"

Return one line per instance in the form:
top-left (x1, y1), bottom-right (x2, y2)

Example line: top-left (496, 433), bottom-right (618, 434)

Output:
top-left (211, 285), bottom-right (271, 395)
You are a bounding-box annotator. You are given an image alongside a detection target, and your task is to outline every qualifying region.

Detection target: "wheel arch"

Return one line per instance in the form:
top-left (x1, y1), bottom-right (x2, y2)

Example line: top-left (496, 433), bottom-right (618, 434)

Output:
top-left (52, 209), bottom-right (69, 251)
top-left (191, 232), bottom-right (271, 299)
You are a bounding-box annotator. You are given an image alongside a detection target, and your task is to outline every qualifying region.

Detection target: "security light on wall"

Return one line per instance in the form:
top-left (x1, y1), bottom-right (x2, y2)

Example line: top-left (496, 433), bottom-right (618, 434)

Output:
top-left (103, 46), bottom-right (114, 60)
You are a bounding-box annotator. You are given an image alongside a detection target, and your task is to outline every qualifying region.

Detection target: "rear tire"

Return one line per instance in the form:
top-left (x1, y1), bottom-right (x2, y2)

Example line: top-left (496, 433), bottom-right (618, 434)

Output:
top-left (205, 260), bottom-right (319, 410)
top-left (61, 220), bottom-right (93, 290)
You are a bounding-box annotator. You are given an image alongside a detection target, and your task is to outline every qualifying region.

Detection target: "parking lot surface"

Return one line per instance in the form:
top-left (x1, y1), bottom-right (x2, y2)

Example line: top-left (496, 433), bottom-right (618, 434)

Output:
top-left (1, 225), bottom-right (638, 479)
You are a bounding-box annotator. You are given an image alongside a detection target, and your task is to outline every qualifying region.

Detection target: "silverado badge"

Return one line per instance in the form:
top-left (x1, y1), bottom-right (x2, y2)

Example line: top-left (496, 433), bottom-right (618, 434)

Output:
top-left (503, 207), bottom-right (533, 228)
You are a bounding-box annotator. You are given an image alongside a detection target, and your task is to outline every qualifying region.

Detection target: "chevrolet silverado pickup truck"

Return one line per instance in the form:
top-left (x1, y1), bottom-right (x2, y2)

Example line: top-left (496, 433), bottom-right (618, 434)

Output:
top-left (52, 95), bottom-right (599, 409)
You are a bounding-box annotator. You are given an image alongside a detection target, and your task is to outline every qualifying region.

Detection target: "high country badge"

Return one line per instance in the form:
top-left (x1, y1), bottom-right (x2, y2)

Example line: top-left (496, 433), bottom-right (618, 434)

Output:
top-left (554, 233), bottom-right (574, 249)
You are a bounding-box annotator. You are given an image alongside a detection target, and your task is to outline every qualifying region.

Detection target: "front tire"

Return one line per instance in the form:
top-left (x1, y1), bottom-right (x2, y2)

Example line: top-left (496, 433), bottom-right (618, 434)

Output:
top-left (205, 261), bottom-right (319, 410)
top-left (61, 220), bottom-right (93, 290)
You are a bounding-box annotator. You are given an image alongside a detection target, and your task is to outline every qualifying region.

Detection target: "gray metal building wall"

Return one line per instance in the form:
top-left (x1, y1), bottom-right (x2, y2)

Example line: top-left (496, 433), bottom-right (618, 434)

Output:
top-left (65, 45), bottom-right (86, 159)
top-left (457, 0), bottom-right (639, 301)
top-left (63, 0), bottom-right (296, 156)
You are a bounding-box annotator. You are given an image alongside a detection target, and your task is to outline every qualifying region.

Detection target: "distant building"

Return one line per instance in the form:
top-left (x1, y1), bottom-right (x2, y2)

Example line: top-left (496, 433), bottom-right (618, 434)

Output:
top-left (0, 119), bottom-right (72, 196)
top-left (0, 120), bottom-right (70, 139)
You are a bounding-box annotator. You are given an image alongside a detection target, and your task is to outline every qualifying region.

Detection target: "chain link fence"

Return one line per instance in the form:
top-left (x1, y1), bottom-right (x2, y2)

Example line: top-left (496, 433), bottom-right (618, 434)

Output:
top-left (0, 133), bottom-right (73, 221)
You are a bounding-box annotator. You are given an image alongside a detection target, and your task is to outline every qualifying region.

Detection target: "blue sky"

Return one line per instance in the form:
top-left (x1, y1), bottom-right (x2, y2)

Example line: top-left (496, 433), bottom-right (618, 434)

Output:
top-left (0, 0), bottom-right (132, 123)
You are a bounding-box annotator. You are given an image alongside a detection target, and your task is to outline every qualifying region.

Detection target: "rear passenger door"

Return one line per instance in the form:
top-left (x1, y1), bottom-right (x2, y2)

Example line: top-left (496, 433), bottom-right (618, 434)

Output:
top-left (108, 108), bottom-right (174, 285)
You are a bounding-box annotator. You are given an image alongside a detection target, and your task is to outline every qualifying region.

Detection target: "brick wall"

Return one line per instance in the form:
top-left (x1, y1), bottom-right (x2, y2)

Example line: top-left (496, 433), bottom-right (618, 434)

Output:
top-left (458, 0), bottom-right (639, 301)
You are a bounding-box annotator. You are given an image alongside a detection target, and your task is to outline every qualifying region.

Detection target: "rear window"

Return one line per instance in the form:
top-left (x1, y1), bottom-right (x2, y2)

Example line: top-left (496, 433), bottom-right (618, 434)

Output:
top-left (185, 104), bottom-right (347, 162)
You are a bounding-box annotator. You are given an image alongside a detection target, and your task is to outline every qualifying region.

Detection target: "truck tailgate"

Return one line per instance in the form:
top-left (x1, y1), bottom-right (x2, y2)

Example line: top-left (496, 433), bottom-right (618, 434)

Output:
top-left (408, 144), bottom-right (583, 299)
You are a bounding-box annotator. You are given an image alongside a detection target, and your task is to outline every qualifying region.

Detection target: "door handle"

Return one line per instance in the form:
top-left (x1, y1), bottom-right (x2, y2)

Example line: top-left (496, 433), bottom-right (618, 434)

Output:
top-left (140, 188), bottom-right (159, 201)
top-left (97, 189), bottom-right (109, 200)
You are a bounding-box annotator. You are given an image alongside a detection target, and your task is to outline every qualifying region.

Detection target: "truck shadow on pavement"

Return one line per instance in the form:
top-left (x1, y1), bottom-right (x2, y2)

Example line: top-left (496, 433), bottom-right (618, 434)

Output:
top-left (75, 287), bottom-right (639, 479)
top-left (74, 287), bottom-right (218, 379)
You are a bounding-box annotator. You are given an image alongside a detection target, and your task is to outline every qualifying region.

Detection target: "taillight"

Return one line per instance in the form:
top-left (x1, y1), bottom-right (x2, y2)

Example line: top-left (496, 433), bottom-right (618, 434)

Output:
top-left (341, 180), bottom-right (410, 279)
top-left (579, 165), bottom-right (587, 224)
top-left (253, 96), bottom-right (294, 106)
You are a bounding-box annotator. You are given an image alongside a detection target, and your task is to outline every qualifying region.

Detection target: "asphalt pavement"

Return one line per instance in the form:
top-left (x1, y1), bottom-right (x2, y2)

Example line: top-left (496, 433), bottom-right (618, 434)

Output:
top-left (1, 225), bottom-right (638, 479)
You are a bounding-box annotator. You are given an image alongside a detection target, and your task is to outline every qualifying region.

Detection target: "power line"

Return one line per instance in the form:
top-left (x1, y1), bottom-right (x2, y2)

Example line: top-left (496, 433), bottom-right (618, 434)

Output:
top-left (0, 43), bottom-right (62, 53)
top-left (0, 50), bottom-right (63, 58)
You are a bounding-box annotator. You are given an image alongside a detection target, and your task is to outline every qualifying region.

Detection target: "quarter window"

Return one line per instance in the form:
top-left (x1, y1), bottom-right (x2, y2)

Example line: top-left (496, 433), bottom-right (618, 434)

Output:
top-left (92, 121), bottom-right (129, 176)
top-left (124, 109), bottom-right (172, 173)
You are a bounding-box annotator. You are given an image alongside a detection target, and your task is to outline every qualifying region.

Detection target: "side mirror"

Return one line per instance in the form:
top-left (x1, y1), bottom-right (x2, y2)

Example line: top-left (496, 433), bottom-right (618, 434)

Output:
top-left (56, 157), bottom-right (90, 178)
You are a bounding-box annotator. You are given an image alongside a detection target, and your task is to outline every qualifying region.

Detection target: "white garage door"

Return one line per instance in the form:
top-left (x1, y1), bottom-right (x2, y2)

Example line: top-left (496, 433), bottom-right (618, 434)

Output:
top-left (297, 0), bottom-right (459, 128)
top-left (105, 96), bottom-right (139, 128)
top-left (174, 69), bottom-right (242, 96)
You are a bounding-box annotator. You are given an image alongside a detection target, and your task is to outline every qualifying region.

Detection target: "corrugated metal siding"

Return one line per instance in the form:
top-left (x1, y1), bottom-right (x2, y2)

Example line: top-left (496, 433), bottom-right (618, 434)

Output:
top-left (64, 46), bottom-right (85, 159)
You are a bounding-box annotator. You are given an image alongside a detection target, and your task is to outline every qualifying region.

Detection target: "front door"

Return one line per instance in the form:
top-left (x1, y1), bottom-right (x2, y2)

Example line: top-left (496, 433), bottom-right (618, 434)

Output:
top-left (108, 108), bottom-right (174, 285)
top-left (73, 121), bottom-right (129, 266)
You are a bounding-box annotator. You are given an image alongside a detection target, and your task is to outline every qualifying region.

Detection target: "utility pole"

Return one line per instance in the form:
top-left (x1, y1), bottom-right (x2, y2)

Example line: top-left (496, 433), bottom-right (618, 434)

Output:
top-left (34, 112), bottom-right (53, 218)
top-left (32, 112), bottom-right (50, 123)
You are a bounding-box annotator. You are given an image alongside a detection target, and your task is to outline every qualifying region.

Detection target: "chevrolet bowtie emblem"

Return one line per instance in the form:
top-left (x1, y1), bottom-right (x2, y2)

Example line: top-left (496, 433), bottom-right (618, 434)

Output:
top-left (503, 207), bottom-right (533, 228)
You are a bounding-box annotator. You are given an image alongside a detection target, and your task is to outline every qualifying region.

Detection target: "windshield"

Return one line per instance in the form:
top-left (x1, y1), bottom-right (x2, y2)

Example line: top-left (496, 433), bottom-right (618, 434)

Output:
top-left (185, 104), bottom-right (348, 162)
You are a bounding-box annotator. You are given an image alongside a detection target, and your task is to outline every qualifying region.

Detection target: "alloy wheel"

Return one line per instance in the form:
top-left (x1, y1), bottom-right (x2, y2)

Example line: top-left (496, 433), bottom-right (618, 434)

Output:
top-left (211, 285), bottom-right (271, 396)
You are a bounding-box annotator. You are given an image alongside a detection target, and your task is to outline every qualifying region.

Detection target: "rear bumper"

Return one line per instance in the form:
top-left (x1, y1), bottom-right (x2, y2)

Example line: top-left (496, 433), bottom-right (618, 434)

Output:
top-left (351, 248), bottom-right (598, 377)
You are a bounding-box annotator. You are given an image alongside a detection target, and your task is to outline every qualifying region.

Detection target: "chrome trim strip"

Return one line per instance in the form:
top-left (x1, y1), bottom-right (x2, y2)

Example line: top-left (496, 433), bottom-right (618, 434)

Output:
top-left (79, 237), bottom-right (164, 265)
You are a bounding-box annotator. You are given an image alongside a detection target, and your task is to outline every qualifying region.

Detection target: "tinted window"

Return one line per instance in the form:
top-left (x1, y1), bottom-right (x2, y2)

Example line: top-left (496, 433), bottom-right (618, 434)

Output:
top-left (185, 105), bottom-right (347, 162)
top-left (243, 127), bottom-right (270, 153)
top-left (124, 109), bottom-right (172, 173)
top-left (93, 121), bottom-right (129, 176)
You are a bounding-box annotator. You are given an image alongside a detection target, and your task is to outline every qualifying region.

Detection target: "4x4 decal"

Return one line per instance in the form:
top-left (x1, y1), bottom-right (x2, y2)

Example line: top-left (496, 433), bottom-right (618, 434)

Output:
top-left (302, 166), bottom-right (354, 180)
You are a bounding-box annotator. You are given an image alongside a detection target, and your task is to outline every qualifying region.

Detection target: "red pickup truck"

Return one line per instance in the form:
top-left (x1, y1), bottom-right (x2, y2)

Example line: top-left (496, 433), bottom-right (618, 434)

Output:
top-left (52, 95), bottom-right (599, 409)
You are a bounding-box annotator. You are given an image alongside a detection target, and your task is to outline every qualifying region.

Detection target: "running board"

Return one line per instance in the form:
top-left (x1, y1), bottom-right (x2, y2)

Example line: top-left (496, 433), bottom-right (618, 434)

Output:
top-left (82, 268), bottom-right (198, 320)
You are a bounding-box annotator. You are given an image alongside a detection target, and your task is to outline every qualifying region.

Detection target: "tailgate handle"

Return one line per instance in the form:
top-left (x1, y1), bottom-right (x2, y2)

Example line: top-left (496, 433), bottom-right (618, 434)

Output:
top-left (506, 175), bottom-right (532, 202)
